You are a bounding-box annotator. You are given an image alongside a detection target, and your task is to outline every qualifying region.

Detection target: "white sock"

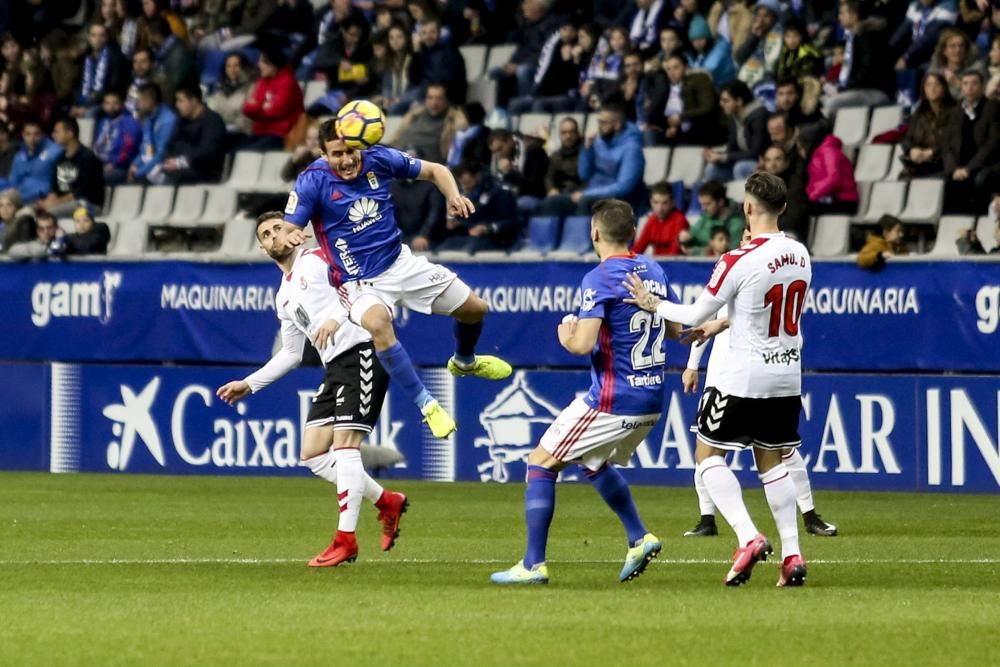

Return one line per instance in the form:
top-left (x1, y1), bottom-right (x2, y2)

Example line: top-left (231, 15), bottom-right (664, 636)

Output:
top-left (303, 450), bottom-right (338, 484)
top-left (363, 474), bottom-right (385, 504)
top-left (335, 448), bottom-right (365, 533)
top-left (760, 464), bottom-right (800, 560)
top-left (697, 456), bottom-right (757, 545)
top-left (693, 468), bottom-right (716, 516)
top-left (782, 449), bottom-right (814, 514)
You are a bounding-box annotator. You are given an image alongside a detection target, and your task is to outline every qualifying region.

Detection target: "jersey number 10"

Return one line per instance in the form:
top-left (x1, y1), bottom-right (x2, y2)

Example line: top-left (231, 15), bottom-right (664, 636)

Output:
top-left (629, 311), bottom-right (667, 370)
top-left (764, 280), bottom-right (807, 337)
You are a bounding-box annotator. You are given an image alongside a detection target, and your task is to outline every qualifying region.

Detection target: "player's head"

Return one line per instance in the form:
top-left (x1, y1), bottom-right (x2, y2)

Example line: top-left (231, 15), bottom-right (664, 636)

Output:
top-left (319, 118), bottom-right (361, 180)
top-left (743, 172), bottom-right (786, 227)
top-left (255, 210), bottom-right (297, 260)
top-left (590, 198), bottom-right (635, 257)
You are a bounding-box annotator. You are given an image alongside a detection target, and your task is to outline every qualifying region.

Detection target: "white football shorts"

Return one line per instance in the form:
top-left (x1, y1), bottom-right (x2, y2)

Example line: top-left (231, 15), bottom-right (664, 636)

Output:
top-left (540, 397), bottom-right (659, 471)
top-left (341, 245), bottom-right (471, 324)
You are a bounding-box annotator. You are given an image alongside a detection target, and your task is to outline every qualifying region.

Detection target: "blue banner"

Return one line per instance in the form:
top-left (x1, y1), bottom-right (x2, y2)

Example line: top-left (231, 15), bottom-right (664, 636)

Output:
top-left (6, 361), bottom-right (998, 493)
top-left (0, 259), bottom-right (998, 371)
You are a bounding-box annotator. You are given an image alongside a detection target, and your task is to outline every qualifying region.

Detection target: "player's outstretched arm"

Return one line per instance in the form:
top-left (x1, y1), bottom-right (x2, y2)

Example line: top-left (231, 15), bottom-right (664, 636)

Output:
top-left (217, 380), bottom-right (252, 405)
top-left (417, 161), bottom-right (476, 219)
top-left (623, 273), bottom-right (722, 327)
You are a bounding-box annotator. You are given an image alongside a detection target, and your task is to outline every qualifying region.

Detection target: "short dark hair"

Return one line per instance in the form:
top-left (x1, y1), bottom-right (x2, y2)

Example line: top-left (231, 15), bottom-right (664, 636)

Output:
top-left (259, 43), bottom-right (288, 70)
top-left (710, 225), bottom-right (731, 239)
top-left (22, 119), bottom-right (43, 130)
top-left (133, 47), bottom-right (154, 61)
top-left (319, 117), bottom-right (339, 146)
top-left (463, 102), bottom-right (486, 126)
top-left (175, 85), bottom-right (203, 103)
top-left (255, 210), bottom-right (284, 239)
top-left (591, 199), bottom-right (635, 244)
top-left (878, 214), bottom-right (902, 235)
top-left (137, 82), bottom-right (162, 104)
top-left (698, 180), bottom-right (727, 201)
top-left (600, 103), bottom-right (626, 119)
top-left (775, 76), bottom-right (802, 95)
top-left (36, 210), bottom-right (57, 225)
top-left (150, 16), bottom-right (173, 39)
top-left (649, 181), bottom-right (673, 198)
top-left (102, 90), bottom-right (123, 101)
top-left (558, 116), bottom-right (579, 130)
top-left (768, 110), bottom-right (791, 125)
top-left (744, 172), bottom-right (787, 215)
top-left (665, 53), bottom-right (686, 67)
top-left (840, 0), bottom-right (862, 17)
top-left (454, 161), bottom-right (484, 179)
top-left (960, 69), bottom-right (985, 83)
top-left (487, 128), bottom-right (512, 144)
top-left (720, 80), bottom-right (753, 105)
top-left (55, 117), bottom-right (79, 137)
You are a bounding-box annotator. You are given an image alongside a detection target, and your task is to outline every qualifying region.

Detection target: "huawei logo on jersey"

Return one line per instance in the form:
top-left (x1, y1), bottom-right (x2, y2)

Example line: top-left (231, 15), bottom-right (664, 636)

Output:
top-left (348, 197), bottom-right (382, 233)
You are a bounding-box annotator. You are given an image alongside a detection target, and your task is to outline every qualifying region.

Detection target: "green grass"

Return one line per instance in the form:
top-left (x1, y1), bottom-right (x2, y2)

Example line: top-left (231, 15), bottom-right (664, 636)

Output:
top-left (0, 473), bottom-right (997, 666)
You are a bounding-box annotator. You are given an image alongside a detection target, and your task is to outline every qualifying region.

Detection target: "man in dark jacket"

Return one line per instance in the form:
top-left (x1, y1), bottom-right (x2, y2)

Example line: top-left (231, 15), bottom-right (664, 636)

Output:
top-left (824, 0), bottom-right (897, 118)
top-left (511, 16), bottom-right (582, 114)
top-left (488, 129), bottom-right (549, 212)
top-left (392, 150), bottom-right (446, 253)
top-left (409, 17), bottom-right (467, 105)
top-left (490, 0), bottom-right (557, 110)
top-left (71, 22), bottom-right (130, 118)
top-left (148, 17), bottom-right (197, 106)
top-left (943, 70), bottom-right (1000, 212)
top-left (40, 118), bottom-right (105, 216)
top-left (643, 55), bottom-right (719, 146)
top-left (155, 86), bottom-right (227, 184)
top-left (437, 162), bottom-right (520, 253)
top-left (545, 117), bottom-right (583, 196)
top-left (703, 80), bottom-right (768, 182)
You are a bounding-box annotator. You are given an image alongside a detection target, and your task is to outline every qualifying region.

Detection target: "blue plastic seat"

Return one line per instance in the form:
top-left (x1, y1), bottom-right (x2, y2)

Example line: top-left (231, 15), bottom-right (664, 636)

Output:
top-left (553, 215), bottom-right (593, 254)
top-left (524, 216), bottom-right (561, 254)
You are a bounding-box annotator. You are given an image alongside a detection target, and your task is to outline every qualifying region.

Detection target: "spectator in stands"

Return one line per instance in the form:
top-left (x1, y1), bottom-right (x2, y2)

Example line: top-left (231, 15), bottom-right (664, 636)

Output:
top-left (824, 0), bottom-right (895, 119)
top-left (150, 86), bottom-right (226, 184)
top-left (437, 161), bottom-right (520, 253)
top-left (0, 188), bottom-right (24, 252)
top-left (64, 205), bottom-right (111, 256)
top-left (987, 36), bottom-right (1000, 99)
top-left (490, 0), bottom-right (556, 111)
top-left (310, 14), bottom-right (375, 116)
top-left (682, 180), bottom-right (746, 254)
top-left (767, 111), bottom-right (798, 156)
top-left (208, 53), bottom-right (254, 145)
top-left (147, 16), bottom-right (197, 106)
top-left (775, 18), bottom-right (823, 82)
top-left (704, 225), bottom-right (732, 257)
top-left (514, 16), bottom-right (582, 114)
top-left (94, 90), bottom-right (142, 185)
top-left (629, 0), bottom-right (671, 60)
top-left (125, 47), bottom-right (163, 115)
top-left (7, 210), bottom-right (62, 260)
top-left (581, 26), bottom-right (631, 110)
top-left (241, 46), bottom-right (304, 152)
top-left (488, 129), bottom-right (548, 212)
top-left (392, 149), bottom-right (445, 252)
top-left (858, 214), bottom-right (909, 271)
top-left (136, 0), bottom-right (188, 52)
top-left (538, 104), bottom-right (645, 216)
top-left (390, 83), bottom-right (460, 164)
top-left (446, 102), bottom-right (490, 169)
top-left (644, 26), bottom-right (683, 74)
top-left (931, 28), bottom-right (983, 100)
top-left (759, 142), bottom-right (809, 239)
top-left (797, 124), bottom-right (859, 220)
top-left (296, 0), bottom-right (365, 80)
top-left (407, 16), bottom-right (466, 108)
top-left (943, 69), bottom-right (1000, 212)
top-left (901, 72), bottom-right (958, 178)
top-left (774, 77), bottom-right (823, 128)
top-left (891, 0), bottom-right (958, 72)
top-left (281, 122), bottom-right (321, 182)
top-left (1, 120), bottom-right (62, 204)
top-left (734, 0), bottom-right (783, 87)
top-left (545, 117), bottom-right (583, 197)
top-left (703, 80), bottom-right (768, 182)
top-left (955, 221), bottom-right (1000, 255)
top-left (643, 54), bottom-right (719, 146)
top-left (373, 23), bottom-right (412, 113)
top-left (97, 0), bottom-right (140, 58)
top-left (70, 22), bottom-right (130, 118)
top-left (39, 118), bottom-right (105, 216)
top-left (130, 82), bottom-right (177, 183)
top-left (632, 181), bottom-right (688, 256)
top-left (708, 1), bottom-right (753, 55)
top-left (686, 14), bottom-right (735, 87)
top-left (619, 52), bottom-right (646, 123)
top-left (0, 124), bottom-right (15, 180)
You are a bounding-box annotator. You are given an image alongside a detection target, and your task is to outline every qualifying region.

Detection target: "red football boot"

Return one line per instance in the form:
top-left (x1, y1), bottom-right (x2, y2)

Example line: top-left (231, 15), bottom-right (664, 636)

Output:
top-left (308, 530), bottom-right (358, 567)
top-left (724, 533), bottom-right (773, 586)
top-left (375, 491), bottom-right (408, 552)
top-left (777, 554), bottom-right (807, 587)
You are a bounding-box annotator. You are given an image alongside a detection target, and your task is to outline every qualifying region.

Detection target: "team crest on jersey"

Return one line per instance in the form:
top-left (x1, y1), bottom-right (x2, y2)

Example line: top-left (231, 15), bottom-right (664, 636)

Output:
top-left (581, 288), bottom-right (597, 312)
top-left (284, 191), bottom-right (298, 214)
top-left (367, 171), bottom-right (379, 189)
top-left (298, 276), bottom-right (308, 291)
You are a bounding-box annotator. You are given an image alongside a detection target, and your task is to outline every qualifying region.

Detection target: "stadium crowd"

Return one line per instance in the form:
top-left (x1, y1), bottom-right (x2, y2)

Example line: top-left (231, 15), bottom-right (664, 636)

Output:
top-left (0, 0), bottom-right (999, 261)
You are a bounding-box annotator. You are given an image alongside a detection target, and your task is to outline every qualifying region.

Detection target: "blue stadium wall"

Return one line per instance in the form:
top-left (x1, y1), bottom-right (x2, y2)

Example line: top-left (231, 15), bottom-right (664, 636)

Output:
top-left (1, 258), bottom-right (998, 493)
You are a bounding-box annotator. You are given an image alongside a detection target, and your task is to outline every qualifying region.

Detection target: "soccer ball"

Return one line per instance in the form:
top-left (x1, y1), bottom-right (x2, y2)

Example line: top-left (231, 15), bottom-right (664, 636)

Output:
top-left (335, 100), bottom-right (386, 149)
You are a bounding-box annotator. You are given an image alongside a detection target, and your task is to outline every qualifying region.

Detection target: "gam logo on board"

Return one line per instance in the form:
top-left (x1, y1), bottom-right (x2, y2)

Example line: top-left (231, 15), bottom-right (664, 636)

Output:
top-left (31, 271), bottom-right (122, 327)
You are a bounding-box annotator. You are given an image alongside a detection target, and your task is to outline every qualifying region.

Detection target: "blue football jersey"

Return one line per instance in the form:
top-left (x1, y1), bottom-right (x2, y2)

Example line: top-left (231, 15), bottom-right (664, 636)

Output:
top-left (577, 253), bottom-right (678, 416)
top-left (284, 145), bottom-right (422, 284)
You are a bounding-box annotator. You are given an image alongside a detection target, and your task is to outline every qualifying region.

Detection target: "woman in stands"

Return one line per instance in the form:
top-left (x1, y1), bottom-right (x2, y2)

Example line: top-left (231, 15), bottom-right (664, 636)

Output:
top-left (372, 23), bottom-right (412, 113)
top-left (929, 28), bottom-right (982, 99)
top-left (207, 52), bottom-right (254, 150)
top-left (900, 72), bottom-right (958, 179)
top-left (799, 123), bottom-right (859, 217)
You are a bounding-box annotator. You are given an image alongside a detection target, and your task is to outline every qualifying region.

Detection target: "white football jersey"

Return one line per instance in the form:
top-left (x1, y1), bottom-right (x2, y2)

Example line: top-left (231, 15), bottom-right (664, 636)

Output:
top-left (704, 232), bottom-right (811, 398)
top-left (275, 248), bottom-right (371, 364)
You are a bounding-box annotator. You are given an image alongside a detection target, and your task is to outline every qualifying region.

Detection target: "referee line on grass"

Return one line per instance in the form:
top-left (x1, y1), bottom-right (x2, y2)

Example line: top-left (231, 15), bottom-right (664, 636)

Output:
top-left (2, 558), bottom-right (1000, 566)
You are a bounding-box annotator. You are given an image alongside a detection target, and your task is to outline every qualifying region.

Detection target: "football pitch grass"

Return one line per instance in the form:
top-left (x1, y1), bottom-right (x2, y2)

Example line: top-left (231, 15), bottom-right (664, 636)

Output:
top-left (1, 473), bottom-right (997, 666)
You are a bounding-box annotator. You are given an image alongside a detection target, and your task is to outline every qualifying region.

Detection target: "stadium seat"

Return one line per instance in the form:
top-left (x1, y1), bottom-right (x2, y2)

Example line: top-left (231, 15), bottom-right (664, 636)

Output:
top-left (384, 114), bottom-right (404, 138)
top-left (642, 147), bottom-right (670, 185)
top-left (78, 117), bottom-right (95, 148)
top-left (725, 179), bottom-right (745, 202)
top-left (886, 144), bottom-right (906, 180)
top-left (853, 180), bottom-right (907, 223)
top-left (107, 185), bottom-right (144, 222)
top-left (833, 106), bottom-right (870, 147)
top-left (108, 221), bottom-right (148, 257)
top-left (166, 186), bottom-right (207, 225)
top-left (929, 216), bottom-right (975, 256)
top-left (976, 216), bottom-right (997, 252)
top-left (226, 151), bottom-right (263, 191)
top-left (899, 179), bottom-right (943, 224)
top-left (484, 44), bottom-right (517, 73)
top-left (551, 215), bottom-right (593, 255)
top-left (853, 144), bottom-right (893, 183)
top-left (255, 151), bottom-right (292, 192)
top-left (303, 80), bottom-right (326, 108)
top-left (666, 146), bottom-right (705, 186)
top-left (137, 185), bottom-right (176, 224)
top-left (459, 45), bottom-right (487, 82)
top-left (583, 113), bottom-right (598, 138)
top-left (547, 112), bottom-right (585, 150)
top-left (516, 112), bottom-right (552, 139)
top-left (467, 79), bottom-right (497, 110)
top-left (199, 185), bottom-right (239, 225)
top-left (809, 215), bottom-right (850, 257)
top-left (56, 218), bottom-right (74, 235)
top-left (524, 216), bottom-right (561, 254)
top-left (865, 105), bottom-right (904, 143)
top-left (216, 216), bottom-right (257, 256)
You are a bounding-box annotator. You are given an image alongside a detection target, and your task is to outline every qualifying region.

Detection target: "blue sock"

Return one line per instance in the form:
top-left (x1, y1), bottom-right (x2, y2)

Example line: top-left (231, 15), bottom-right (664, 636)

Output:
top-left (523, 465), bottom-right (557, 568)
top-left (586, 464), bottom-right (646, 544)
top-left (452, 320), bottom-right (483, 366)
top-left (376, 341), bottom-right (433, 409)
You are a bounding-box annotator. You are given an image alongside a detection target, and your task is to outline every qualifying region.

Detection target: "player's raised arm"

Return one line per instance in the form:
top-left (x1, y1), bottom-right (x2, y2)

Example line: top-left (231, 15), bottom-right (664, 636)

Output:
top-left (624, 273), bottom-right (723, 327)
top-left (417, 160), bottom-right (476, 219)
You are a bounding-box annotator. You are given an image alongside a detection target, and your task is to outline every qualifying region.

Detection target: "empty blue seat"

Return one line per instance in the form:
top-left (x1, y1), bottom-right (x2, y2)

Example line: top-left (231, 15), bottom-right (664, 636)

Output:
top-left (554, 215), bottom-right (593, 254)
top-left (524, 216), bottom-right (561, 254)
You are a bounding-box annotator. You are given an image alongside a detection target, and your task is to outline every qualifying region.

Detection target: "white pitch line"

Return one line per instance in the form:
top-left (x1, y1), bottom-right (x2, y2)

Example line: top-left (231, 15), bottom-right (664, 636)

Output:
top-left (1, 558), bottom-right (999, 566)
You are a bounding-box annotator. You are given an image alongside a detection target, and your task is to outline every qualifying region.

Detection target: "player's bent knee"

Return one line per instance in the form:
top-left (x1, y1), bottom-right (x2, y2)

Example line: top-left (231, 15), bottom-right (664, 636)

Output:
top-left (452, 293), bottom-right (488, 323)
top-left (361, 307), bottom-right (396, 348)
